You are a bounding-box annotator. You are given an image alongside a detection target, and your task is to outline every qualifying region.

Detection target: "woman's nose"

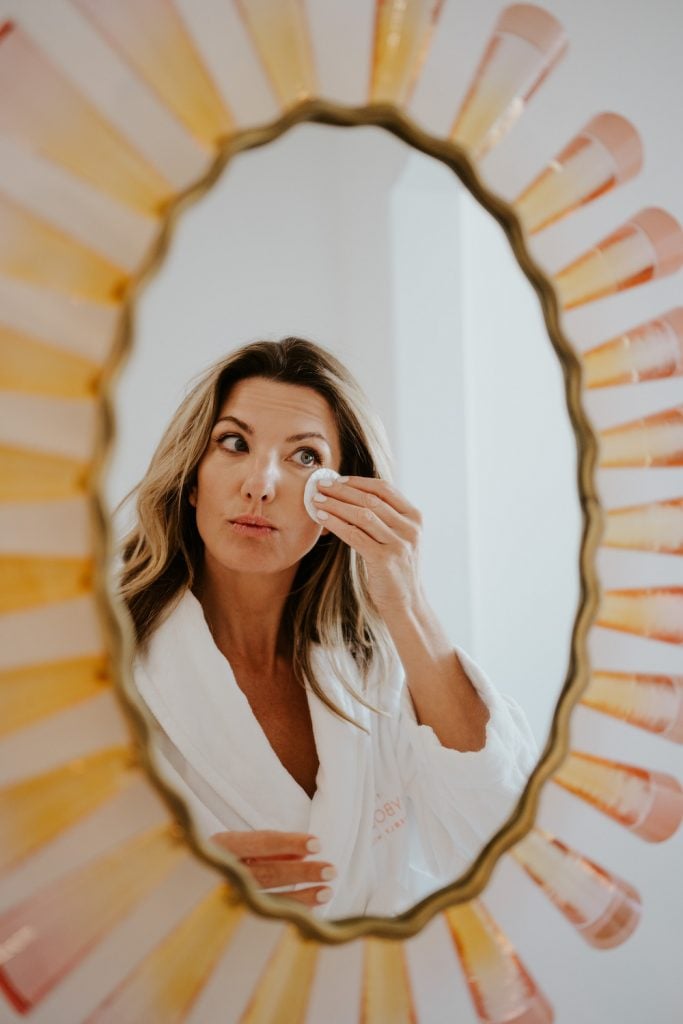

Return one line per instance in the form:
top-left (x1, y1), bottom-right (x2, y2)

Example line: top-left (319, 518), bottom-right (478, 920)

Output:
top-left (240, 461), bottom-right (277, 503)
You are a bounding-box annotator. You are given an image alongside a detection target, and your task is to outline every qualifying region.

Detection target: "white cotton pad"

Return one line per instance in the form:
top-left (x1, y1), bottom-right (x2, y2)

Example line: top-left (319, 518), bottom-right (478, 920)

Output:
top-left (304, 468), bottom-right (341, 522)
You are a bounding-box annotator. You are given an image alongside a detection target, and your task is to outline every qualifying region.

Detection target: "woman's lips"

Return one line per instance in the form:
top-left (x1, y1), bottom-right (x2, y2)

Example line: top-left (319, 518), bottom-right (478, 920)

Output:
top-left (230, 521), bottom-right (276, 537)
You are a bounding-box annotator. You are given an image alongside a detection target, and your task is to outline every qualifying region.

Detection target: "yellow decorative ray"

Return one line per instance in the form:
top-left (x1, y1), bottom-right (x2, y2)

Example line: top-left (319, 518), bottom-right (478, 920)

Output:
top-left (0, 192), bottom-right (128, 301)
top-left (235, 0), bottom-right (317, 109)
top-left (74, 0), bottom-right (233, 146)
top-left (362, 938), bottom-right (416, 1024)
top-left (86, 887), bottom-right (243, 1024)
top-left (0, 446), bottom-right (89, 501)
top-left (0, 826), bottom-right (187, 1013)
top-left (0, 325), bottom-right (102, 398)
top-left (240, 926), bottom-right (319, 1024)
top-left (370, 0), bottom-right (444, 106)
top-left (0, 22), bottom-right (173, 213)
top-left (0, 745), bottom-right (137, 874)
top-left (0, 654), bottom-right (109, 738)
top-left (0, 555), bottom-right (93, 614)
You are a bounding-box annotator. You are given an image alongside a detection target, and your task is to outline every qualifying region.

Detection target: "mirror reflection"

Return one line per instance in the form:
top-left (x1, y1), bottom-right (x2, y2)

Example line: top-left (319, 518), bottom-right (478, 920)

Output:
top-left (107, 123), bottom-right (581, 919)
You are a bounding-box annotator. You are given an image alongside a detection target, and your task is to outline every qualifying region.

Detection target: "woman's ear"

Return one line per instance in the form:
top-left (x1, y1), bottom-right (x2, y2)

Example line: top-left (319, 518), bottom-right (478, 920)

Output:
top-left (188, 485), bottom-right (197, 508)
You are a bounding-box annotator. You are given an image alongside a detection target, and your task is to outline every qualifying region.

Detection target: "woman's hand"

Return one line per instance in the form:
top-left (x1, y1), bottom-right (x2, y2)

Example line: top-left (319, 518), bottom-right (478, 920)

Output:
top-left (211, 830), bottom-right (335, 907)
top-left (313, 476), bottom-right (423, 618)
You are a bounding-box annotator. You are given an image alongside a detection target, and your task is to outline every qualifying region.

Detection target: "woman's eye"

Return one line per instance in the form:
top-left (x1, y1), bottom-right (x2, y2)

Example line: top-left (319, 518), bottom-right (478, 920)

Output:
top-left (217, 433), bottom-right (247, 453)
top-left (294, 448), bottom-right (322, 467)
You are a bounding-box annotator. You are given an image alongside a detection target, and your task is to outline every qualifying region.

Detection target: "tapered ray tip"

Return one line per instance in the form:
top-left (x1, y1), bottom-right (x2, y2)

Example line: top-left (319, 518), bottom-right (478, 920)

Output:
top-left (497, 4), bottom-right (567, 57)
top-left (583, 113), bottom-right (643, 182)
top-left (630, 207), bottom-right (683, 277)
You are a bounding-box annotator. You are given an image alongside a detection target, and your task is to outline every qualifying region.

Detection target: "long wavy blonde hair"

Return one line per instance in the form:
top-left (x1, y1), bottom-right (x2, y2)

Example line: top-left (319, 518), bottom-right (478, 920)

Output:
top-left (120, 337), bottom-right (396, 724)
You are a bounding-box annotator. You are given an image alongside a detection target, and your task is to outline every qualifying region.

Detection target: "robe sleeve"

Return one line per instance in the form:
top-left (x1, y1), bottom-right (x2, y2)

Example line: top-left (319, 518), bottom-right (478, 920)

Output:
top-left (385, 646), bottom-right (538, 876)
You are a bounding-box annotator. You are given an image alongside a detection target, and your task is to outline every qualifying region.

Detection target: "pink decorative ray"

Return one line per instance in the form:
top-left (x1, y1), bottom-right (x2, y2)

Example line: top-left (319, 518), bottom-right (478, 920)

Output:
top-left (554, 751), bottom-right (683, 842)
top-left (512, 828), bottom-right (641, 948)
top-left (581, 670), bottom-right (683, 743)
top-left (583, 309), bottom-right (683, 388)
top-left (515, 113), bottom-right (643, 234)
top-left (451, 4), bottom-right (567, 160)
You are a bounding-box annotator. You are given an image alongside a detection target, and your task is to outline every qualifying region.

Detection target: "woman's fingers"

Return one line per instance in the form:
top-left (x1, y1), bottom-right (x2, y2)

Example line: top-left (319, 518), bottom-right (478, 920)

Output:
top-left (211, 830), bottom-right (319, 861)
top-left (272, 885), bottom-right (333, 908)
top-left (245, 857), bottom-right (336, 889)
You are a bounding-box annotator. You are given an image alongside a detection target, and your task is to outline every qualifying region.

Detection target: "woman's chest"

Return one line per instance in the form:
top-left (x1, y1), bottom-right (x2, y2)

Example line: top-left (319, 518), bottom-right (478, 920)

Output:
top-left (235, 667), bottom-right (320, 799)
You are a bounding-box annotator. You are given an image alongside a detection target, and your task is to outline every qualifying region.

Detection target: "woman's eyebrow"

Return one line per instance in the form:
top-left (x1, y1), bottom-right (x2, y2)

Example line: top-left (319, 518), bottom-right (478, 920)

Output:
top-left (215, 416), bottom-right (331, 448)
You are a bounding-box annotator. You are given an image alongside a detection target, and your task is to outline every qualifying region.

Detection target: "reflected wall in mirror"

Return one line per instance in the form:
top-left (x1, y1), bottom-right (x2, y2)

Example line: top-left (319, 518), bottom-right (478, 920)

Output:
top-left (107, 122), bottom-right (581, 920)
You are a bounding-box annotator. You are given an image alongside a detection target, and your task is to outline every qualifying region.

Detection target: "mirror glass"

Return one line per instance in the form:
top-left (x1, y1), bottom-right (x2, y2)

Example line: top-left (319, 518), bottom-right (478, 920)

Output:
top-left (106, 122), bottom-right (581, 919)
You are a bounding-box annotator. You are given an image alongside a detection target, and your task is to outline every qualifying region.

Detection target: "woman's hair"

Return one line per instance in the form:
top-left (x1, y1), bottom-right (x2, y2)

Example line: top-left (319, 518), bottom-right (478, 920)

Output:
top-left (120, 336), bottom-right (396, 724)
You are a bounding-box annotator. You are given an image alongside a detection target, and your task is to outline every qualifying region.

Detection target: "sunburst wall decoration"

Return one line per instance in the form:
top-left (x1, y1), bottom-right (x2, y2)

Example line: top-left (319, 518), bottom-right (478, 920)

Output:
top-left (0, 1), bottom-right (681, 1022)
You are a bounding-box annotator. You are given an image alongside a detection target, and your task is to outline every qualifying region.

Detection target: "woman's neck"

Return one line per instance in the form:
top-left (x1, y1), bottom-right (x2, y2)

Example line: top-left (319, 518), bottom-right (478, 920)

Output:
top-left (193, 559), bottom-right (296, 673)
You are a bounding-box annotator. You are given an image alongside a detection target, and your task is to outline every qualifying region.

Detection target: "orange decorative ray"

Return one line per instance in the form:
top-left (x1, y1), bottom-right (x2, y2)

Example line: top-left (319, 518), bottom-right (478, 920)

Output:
top-left (554, 208), bottom-right (683, 310)
top-left (0, 446), bottom-right (89, 501)
top-left (450, 4), bottom-right (567, 160)
top-left (240, 926), bottom-right (319, 1024)
top-left (369, 0), bottom-right (444, 106)
top-left (86, 887), bottom-right (243, 1024)
top-left (0, 826), bottom-right (186, 1013)
top-left (598, 586), bottom-right (683, 643)
top-left (583, 309), bottom-right (683, 388)
top-left (602, 498), bottom-right (683, 554)
top-left (515, 113), bottom-right (643, 234)
top-left (234, 0), bottom-right (317, 109)
top-left (362, 938), bottom-right (416, 1024)
top-left (445, 900), bottom-right (554, 1024)
top-left (0, 22), bottom-right (173, 213)
top-left (553, 751), bottom-right (683, 842)
top-left (598, 405), bottom-right (683, 467)
top-left (0, 192), bottom-right (127, 302)
top-left (0, 746), bottom-right (137, 874)
top-left (511, 829), bottom-right (641, 948)
top-left (0, 555), bottom-right (93, 614)
top-left (73, 0), bottom-right (233, 146)
top-left (581, 670), bottom-right (683, 743)
top-left (0, 654), bottom-right (109, 739)
top-left (0, 325), bottom-right (102, 398)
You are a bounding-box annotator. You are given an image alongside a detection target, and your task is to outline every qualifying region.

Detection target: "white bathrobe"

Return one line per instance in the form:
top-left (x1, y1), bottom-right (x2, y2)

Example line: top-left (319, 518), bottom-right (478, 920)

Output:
top-left (134, 589), bottom-right (537, 918)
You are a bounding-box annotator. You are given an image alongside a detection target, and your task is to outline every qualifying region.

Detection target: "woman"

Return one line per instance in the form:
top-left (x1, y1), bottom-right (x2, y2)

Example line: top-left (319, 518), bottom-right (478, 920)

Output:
top-left (121, 336), bottom-right (536, 918)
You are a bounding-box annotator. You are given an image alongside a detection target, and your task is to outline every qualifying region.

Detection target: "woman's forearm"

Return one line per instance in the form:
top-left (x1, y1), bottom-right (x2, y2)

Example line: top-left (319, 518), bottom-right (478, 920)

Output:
top-left (382, 596), bottom-right (489, 752)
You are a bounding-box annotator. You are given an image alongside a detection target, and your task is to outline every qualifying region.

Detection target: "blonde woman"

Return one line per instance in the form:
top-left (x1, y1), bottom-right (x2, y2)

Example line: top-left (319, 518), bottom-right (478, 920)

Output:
top-left (122, 337), bottom-right (536, 918)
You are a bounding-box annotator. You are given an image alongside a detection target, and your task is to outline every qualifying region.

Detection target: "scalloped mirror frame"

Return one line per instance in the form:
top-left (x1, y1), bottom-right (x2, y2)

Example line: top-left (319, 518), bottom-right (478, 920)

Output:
top-left (102, 97), bottom-right (602, 944)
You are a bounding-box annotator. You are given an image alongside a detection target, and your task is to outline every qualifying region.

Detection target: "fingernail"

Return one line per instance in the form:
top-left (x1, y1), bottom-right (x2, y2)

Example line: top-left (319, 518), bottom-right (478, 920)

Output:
top-left (320, 866), bottom-right (336, 881)
top-left (313, 492), bottom-right (327, 502)
top-left (306, 837), bottom-right (321, 854)
top-left (316, 509), bottom-right (329, 520)
top-left (316, 887), bottom-right (333, 904)
top-left (338, 475), bottom-right (350, 483)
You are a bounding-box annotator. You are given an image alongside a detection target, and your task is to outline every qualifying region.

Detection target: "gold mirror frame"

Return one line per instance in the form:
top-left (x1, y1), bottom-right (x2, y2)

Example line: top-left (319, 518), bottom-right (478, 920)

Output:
top-left (107, 97), bottom-right (600, 942)
top-left (2, 2), bottom-right (682, 1017)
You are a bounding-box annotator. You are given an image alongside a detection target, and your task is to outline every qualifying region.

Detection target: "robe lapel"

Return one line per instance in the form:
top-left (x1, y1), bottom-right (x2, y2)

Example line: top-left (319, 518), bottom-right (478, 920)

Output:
top-left (306, 646), bottom-right (376, 918)
top-left (136, 589), bottom-right (310, 832)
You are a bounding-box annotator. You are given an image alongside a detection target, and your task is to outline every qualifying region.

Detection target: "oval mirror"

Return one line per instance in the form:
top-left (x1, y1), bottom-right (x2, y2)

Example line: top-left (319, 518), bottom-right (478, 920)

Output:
top-left (107, 117), bottom-right (582, 921)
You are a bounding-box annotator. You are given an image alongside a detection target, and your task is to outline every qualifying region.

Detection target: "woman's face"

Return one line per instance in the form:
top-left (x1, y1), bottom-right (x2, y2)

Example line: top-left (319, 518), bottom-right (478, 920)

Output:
top-left (190, 377), bottom-right (342, 579)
